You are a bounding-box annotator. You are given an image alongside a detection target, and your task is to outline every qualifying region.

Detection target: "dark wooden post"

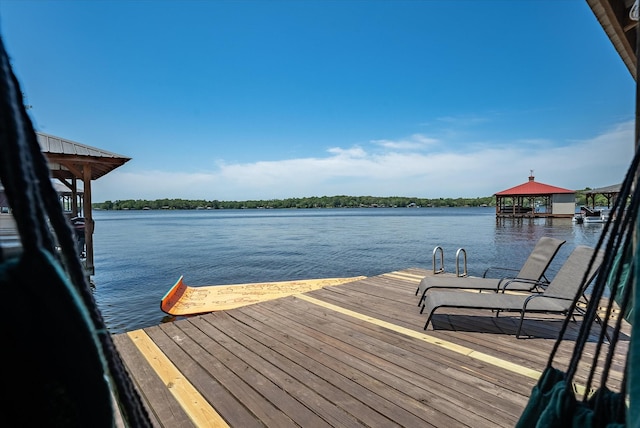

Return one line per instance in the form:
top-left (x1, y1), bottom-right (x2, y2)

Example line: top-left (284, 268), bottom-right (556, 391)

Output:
top-left (83, 164), bottom-right (95, 276)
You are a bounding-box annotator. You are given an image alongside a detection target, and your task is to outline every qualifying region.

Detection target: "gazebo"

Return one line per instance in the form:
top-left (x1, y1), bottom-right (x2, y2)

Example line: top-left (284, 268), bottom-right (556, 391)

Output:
top-left (38, 132), bottom-right (130, 275)
top-left (494, 172), bottom-right (576, 218)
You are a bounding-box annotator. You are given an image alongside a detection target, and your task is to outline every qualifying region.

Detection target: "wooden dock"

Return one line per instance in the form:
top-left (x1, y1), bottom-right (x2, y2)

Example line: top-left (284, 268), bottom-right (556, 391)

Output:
top-left (112, 268), bottom-right (629, 427)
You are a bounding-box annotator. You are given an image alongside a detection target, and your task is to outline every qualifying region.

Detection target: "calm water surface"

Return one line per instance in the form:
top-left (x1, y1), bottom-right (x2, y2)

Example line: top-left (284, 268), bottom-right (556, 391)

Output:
top-left (90, 207), bottom-right (606, 334)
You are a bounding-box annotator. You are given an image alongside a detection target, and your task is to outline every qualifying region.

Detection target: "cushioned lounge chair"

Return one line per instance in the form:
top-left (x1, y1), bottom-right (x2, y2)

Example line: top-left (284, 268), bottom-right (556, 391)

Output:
top-left (416, 236), bottom-right (566, 307)
top-left (421, 245), bottom-right (604, 338)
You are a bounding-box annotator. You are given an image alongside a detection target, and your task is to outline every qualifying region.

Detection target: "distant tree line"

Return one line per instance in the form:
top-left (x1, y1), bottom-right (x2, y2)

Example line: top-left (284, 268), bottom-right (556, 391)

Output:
top-left (93, 195), bottom-right (497, 210)
top-left (91, 188), bottom-right (606, 211)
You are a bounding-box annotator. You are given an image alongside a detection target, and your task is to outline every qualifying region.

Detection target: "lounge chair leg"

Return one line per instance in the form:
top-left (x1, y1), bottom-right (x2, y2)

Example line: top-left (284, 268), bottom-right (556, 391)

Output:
top-left (418, 293), bottom-right (425, 307)
top-left (593, 313), bottom-right (612, 343)
top-left (420, 304), bottom-right (425, 314)
top-left (516, 311), bottom-right (526, 338)
top-left (423, 310), bottom-right (435, 330)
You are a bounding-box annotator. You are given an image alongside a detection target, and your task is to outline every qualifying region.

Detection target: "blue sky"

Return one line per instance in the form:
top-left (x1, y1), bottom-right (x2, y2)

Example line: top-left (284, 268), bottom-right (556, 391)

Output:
top-left (0, 0), bottom-right (635, 202)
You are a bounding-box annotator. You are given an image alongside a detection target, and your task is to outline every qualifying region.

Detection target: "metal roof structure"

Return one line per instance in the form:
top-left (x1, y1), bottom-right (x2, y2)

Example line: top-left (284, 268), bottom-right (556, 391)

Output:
top-left (37, 132), bottom-right (130, 181)
top-left (586, 183), bottom-right (622, 194)
top-left (587, 0), bottom-right (637, 79)
top-left (582, 1), bottom-right (635, 210)
top-left (36, 131), bottom-right (130, 276)
top-left (494, 174), bottom-right (574, 196)
top-left (584, 182), bottom-right (622, 208)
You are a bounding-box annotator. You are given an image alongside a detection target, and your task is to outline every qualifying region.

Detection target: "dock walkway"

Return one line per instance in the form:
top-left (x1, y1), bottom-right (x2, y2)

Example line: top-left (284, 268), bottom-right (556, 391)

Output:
top-left (112, 268), bottom-right (629, 427)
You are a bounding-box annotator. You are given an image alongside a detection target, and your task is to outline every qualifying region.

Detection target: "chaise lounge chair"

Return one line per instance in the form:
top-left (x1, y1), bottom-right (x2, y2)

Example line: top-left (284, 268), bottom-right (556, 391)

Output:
top-left (416, 236), bottom-right (566, 307)
top-left (421, 245), bottom-right (604, 338)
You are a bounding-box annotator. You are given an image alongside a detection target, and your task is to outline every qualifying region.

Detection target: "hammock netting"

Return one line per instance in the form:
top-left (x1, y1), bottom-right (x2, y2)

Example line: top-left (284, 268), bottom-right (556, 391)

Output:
top-left (517, 5), bottom-right (640, 423)
top-left (0, 37), bottom-right (152, 426)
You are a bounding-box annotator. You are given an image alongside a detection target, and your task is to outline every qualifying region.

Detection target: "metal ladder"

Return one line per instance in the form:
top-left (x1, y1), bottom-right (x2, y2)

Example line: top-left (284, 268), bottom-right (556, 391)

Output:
top-left (432, 246), bottom-right (468, 277)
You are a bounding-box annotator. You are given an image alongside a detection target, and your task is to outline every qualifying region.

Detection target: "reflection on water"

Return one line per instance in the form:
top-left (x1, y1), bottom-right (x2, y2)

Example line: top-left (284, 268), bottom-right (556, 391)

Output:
top-left (91, 208), bottom-right (607, 333)
top-left (494, 217), bottom-right (605, 277)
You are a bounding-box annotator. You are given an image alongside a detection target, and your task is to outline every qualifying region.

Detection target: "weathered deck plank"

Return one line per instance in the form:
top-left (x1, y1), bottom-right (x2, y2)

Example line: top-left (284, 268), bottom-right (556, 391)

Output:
top-left (113, 268), bottom-right (629, 427)
top-left (241, 299), bottom-right (522, 426)
top-left (111, 334), bottom-right (178, 428)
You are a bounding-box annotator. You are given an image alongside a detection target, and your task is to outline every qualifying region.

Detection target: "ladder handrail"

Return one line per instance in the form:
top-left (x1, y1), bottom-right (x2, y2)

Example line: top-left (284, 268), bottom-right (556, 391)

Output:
top-left (432, 246), bottom-right (444, 274)
top-left (456, 248), bottom-right (468, 277)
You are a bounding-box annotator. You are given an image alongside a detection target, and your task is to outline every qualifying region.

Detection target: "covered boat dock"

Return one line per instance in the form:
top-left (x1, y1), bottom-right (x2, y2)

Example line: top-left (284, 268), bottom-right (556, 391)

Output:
top-left (494, 173), bottom-right (576, 218)
top-left (38, 131), bottom-right (130, 275)
top-left (583, 183), bottom-right (622, 209)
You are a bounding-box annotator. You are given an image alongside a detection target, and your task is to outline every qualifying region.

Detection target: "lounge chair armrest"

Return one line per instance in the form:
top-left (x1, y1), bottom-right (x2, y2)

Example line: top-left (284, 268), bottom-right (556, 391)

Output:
top-left (482, 267), bottom-right (519, 278)
top-left (522, 293), bottom-right (573, 310)
top-left (527, 294), bottom-right (572, 302)
top-left (499, 277), bottom-right (545, 292)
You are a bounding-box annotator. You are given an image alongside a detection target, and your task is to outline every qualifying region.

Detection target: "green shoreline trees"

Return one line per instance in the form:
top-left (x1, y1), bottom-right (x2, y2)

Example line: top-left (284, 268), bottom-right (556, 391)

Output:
top-left (93, 195), bottom-right (496, 210)
top-left (91, 188), bottom-right (604, 211)
top-left (92, 195), bottom-right (495, 210)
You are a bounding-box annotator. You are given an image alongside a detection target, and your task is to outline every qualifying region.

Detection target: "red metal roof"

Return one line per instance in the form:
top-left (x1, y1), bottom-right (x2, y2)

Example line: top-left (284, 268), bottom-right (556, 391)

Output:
top-left (495, 176), bottom-right (574, 196)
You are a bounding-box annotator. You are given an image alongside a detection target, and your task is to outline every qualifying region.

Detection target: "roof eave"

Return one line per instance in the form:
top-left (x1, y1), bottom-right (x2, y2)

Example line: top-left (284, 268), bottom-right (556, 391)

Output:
top-left (586, 0), bottom-right (638, 80)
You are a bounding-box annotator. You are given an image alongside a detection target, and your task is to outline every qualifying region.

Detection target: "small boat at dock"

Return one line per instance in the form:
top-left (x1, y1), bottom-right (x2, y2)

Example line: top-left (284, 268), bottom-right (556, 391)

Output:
top-left (573, 206), bottom-right (609, 224)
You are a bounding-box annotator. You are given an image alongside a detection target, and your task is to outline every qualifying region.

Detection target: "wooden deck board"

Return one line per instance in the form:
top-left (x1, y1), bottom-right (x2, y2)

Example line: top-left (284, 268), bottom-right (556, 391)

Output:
top-left (234, 302), bottom-right (477, 426)
top-left (216, 311), bottom-right (412, 423)
top-left (159, 320), bottom-right (304, 428)
top-left (259, 297), bottom-right (535, 401)
top-left (111, 334), bottom-right (180, 428)
top-left (194, 312), bottom-right (410, 427)
top-left (313, 274), bottom-right (626, 388)
top-left (242, 299), bottom-right (523, 426)
top-left (113, 268), bottom-right (630, 427)
top-left (185, 313), bottom-right (366, 428)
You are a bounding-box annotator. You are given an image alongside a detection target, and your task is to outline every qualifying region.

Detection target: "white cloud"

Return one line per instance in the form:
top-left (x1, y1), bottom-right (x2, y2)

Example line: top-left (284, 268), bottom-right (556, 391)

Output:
top-left (370, 134), bottom-right (439, 150)
top-left (326, 146), bottom-right (367, 158)
top-left (92, 120), bottom-right (634, 201)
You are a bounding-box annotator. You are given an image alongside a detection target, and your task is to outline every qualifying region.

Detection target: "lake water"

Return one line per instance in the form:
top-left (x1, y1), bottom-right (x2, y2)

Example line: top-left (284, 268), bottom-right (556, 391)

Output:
top-left (90, 207), bottom-right (606, 334)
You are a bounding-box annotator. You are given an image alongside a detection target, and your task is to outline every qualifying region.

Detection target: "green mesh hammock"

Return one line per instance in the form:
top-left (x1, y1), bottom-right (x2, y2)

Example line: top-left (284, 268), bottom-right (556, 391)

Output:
top-left (515, 4), bottom-right (639, 422)
top-left (0, 37), bottom-right (151, 426)
top-left (515, 138), bottom-right (638, 426)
